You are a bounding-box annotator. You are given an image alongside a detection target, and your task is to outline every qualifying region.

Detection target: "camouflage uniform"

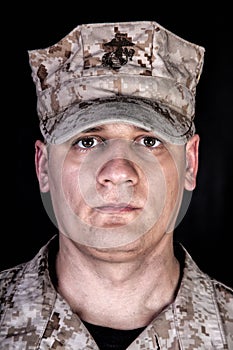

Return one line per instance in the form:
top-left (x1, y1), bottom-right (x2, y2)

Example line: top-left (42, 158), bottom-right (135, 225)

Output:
top-left (0, 235), bottom-right (232, 349)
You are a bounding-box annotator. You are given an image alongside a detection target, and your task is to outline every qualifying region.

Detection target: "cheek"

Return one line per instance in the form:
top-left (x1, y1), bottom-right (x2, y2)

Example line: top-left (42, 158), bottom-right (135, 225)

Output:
top-left (48, 155), bottom-right (81, 207)
top-left (162, 156), bottom-right (186, 208)
top-left (61, 166), bottom-right (82, 206)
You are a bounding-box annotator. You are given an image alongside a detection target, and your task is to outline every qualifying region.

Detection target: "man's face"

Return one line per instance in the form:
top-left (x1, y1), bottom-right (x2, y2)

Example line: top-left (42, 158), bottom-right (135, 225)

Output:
top-left (36, 123), bottom-right (199, 251)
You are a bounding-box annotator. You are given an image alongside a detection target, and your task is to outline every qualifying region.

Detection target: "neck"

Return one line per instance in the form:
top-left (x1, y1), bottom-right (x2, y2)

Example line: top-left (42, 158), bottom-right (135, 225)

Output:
top-left (55, 233), bottom-right (180, 329)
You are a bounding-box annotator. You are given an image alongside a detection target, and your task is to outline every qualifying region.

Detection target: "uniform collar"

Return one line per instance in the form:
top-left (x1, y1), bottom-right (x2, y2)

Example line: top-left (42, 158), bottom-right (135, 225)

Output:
top-left (144, 244), bottom-right (227, 349)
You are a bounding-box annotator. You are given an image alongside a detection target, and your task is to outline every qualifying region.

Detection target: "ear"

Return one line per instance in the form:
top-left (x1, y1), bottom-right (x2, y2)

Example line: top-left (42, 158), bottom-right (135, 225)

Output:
top-left (35, 140), bottom-right (50, 193)
top-left (184, 134), bottom-right (200, 191)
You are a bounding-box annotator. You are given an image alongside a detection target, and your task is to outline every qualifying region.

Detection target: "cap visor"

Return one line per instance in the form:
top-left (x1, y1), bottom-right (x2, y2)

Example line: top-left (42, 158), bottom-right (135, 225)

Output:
top-left (41, 97), bottom-right (194, 145)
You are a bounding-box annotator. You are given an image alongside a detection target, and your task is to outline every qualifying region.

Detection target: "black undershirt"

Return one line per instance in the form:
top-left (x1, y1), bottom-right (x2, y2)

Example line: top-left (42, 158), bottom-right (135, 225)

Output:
top-left (82, 320), bottom-right (146, 350)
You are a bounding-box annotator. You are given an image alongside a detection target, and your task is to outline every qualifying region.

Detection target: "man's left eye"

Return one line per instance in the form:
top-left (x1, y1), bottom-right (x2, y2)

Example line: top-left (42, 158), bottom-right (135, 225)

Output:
top-left (139, 136), bottom-right (161, 148)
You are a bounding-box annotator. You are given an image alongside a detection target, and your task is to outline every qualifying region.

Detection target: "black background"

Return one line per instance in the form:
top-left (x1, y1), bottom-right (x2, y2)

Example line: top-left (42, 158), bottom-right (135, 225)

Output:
top-left (2, 4), bottom-right (232, 288)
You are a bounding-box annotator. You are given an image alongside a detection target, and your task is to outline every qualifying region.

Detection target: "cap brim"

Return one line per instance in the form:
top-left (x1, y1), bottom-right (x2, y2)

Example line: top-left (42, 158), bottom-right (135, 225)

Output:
top-left (40, 97), bottom-right (195, 145)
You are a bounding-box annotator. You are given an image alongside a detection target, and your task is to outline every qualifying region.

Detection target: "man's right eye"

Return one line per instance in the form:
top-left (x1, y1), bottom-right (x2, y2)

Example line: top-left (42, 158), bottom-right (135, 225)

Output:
top-left (72, 136), bottom-right (104, 150)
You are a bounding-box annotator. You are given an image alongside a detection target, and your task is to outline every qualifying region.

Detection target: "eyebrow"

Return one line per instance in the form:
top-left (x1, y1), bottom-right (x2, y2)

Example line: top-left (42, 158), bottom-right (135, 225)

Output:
top-left (82, 126), bottom-right (104, 133)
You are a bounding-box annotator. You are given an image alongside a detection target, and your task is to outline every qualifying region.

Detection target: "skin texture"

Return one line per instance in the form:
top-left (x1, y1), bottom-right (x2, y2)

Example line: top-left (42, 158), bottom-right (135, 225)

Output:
top-left (35, 123), bottom-right (199, 330)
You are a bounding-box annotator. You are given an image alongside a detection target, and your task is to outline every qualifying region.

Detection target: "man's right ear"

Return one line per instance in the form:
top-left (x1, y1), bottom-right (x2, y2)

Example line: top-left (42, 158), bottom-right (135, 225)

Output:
top-left (35, 140), bottom-right (50, 193)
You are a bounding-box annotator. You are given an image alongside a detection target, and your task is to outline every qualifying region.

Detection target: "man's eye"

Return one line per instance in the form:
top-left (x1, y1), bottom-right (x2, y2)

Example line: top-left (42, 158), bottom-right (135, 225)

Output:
top-left (73, 137), bottom-right (101, 149)
top-left (139, 136), bottom-right (161, 148)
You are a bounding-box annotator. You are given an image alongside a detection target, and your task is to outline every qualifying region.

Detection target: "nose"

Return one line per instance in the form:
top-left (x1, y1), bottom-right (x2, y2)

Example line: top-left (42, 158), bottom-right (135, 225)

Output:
top-left (97, 158), bottom-right (139, 187)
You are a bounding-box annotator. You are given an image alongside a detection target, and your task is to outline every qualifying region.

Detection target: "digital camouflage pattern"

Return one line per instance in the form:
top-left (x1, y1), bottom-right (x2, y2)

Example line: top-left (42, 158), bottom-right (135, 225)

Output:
top-left (28, 21), bottom-right (205, 145)
top-left (0, 235), bottom-right (232, 349)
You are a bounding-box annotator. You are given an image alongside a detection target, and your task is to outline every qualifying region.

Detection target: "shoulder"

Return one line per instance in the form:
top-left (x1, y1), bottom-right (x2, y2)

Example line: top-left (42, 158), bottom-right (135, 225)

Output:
top-left (212, 278), bottom-right (233, 298)
top-left (178, 243), bottom-right (233, 320)
top-left (0, 235), bottom-right (58, 295)
top-left (0, 262), bottom-right (27, 295)
top-left (0, 235), bottom-right (58, 307)
top-left (0, 262), bottom-right (28, 322)
top-left (179, 243), bottom-right (233, 347)
top-left (211, 277), bottom-right (233, 317)
top-left (211, 278), bottom-right (233, 347)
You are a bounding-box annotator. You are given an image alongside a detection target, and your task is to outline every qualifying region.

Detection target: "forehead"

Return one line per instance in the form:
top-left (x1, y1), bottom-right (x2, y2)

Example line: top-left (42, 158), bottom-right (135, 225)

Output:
top-left (79, 122), bottom-right (152, 135)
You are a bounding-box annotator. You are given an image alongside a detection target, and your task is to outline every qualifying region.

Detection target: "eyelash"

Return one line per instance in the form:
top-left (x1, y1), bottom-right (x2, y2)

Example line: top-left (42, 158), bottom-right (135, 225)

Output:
top-left (72, 136), bottom-right (162, 152)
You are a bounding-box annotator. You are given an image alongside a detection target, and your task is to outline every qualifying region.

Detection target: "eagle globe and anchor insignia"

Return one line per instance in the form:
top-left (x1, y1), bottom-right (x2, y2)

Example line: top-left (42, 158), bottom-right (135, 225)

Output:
top-left (102, 32), bottom-right (135, 70)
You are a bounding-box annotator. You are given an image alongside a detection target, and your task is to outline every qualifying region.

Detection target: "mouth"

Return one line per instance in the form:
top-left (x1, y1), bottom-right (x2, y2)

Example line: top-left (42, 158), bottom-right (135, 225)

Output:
top-left (95, 204), bottom-right (141, 214)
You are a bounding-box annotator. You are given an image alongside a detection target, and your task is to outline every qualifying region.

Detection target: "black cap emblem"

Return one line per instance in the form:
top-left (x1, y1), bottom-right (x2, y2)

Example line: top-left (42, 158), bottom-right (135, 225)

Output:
top-left (102, 32), bottom-right (135, 70)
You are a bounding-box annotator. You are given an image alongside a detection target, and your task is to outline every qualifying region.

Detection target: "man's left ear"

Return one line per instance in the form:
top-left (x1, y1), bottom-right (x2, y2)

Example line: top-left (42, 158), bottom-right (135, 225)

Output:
top-left (184, 134), bottom-right (200, 191)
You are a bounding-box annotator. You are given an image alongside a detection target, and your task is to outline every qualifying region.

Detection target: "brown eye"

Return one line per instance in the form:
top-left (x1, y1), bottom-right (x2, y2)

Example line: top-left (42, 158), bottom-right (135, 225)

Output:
top-left (74, 137), bottom-right (100, 149)
top-left (140, 136), bottom-right (161, 148)
top-left (80, 138), bottom-right (96, 148)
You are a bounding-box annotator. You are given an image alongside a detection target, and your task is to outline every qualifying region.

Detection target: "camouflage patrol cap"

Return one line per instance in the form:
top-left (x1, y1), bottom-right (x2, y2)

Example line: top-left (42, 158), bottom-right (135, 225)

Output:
top-left (28, 21), bottom-right (205, 144)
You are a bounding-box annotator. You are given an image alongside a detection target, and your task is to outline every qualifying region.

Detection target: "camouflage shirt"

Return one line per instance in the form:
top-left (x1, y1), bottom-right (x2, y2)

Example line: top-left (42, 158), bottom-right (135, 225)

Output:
top-left (0, 235), bottom-right (232, 349)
